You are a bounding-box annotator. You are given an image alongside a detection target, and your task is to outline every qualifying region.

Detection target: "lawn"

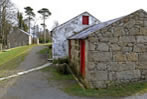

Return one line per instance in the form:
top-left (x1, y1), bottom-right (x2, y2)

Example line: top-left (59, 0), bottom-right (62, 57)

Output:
top-left (42, 65), bottom-right (147, 97)
top-left (0, 45), bottom-right (33, 77)
top-left (0, 46), bottom-right (33, 66)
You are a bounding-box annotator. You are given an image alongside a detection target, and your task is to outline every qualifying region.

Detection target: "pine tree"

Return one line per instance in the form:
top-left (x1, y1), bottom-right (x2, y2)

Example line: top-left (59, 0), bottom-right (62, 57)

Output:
top-left (38, 8), bottom-right (51, 43)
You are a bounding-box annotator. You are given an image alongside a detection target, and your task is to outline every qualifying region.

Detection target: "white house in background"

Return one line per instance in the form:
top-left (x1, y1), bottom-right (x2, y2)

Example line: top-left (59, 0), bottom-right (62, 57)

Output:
top-left (52, 11), bottom-right (100, 58)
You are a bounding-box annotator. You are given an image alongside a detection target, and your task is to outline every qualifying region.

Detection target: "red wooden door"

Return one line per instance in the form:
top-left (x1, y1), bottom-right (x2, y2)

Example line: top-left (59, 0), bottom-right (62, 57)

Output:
top-left (80, 40), bottom-right (86, 77)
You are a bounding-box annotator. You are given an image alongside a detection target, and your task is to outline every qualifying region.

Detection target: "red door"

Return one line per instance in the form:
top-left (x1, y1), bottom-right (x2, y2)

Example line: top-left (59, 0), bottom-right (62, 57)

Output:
top-left (80, 40), bottom-right (86, 77)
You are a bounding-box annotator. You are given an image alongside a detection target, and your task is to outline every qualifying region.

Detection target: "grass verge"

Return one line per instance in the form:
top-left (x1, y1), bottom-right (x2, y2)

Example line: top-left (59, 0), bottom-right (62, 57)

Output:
top-left (0, 45), bottom-right (33, 77)
top-left (38, 44), bottom-right (52, 59)
top-left (42, 66), bottom-right (73, 80)
top-left (64, 81), bottom-right (147, 97)
top-left (0, 45), bottom-right (33, 66)
top-left (42, 65), bottom-right (147, 97)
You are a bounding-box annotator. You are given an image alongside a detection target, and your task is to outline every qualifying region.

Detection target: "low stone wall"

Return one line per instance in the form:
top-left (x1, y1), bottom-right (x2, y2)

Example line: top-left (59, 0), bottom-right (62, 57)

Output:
top-left (85, 10), bottom-right (147, 88)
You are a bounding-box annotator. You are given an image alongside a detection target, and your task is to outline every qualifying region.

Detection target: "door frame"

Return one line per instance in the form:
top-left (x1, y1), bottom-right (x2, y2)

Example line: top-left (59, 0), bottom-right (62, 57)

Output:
top-left (80, 40), bottom-right (86, 78)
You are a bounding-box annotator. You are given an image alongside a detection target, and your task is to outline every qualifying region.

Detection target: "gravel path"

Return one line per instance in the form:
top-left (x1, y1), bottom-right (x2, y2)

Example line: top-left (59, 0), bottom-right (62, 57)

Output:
top-left (0, 45), bottom-right (146, 99)
top-left (0, 45), bottom-right (98, 99)
top-left (18, 45), bottom-right (48, 71)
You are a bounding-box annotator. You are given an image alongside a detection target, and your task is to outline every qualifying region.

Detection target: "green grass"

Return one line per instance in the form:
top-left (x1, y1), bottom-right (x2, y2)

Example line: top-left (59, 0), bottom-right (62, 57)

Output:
top-left (42, 64), bottom-right (147, 97)
top-left (0, 45), bottom-right (33, 77)
top-left (38, 44), bottom-right (52, 59)
top-left (42, 66), bottom-right (73, 80)
top-left (0, 46), bottom-right (32, 66)
top-left (39, 48), bottom-right (49, 54)
top-left (64, 81), bottom-right (147, 97)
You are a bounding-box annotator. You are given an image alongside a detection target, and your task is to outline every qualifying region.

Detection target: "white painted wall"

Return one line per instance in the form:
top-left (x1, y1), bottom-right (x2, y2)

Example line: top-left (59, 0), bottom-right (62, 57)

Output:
top-left (29, 36), bottom-right (32, 45)
top-left (52, 12), bottom-right (100, 58)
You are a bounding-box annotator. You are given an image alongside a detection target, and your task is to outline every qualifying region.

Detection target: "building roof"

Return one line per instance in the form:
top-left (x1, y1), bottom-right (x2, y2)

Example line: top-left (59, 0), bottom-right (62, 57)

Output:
top-left (19, 29), bottom-right (32, 36)
top-left (68, 9), bottom-right (146, 40)
top-left (68, 17), bottom-right (123, 39)
top-left (52, 11), bottom-right (101, 32)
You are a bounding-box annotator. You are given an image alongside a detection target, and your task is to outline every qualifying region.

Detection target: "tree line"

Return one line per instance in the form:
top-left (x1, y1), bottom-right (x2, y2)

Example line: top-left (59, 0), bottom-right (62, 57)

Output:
top-left (0, 0), bottom-right (52, 48)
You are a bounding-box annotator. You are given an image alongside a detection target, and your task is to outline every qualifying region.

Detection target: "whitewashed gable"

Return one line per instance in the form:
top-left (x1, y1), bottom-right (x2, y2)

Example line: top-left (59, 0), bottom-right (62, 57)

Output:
top-left (52, 12), bottom-right (100, 58)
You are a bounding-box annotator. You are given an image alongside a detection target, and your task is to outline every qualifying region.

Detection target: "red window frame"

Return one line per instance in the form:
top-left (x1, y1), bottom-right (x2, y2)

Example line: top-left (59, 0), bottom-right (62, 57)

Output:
top-left (82, 16), bottom-right (89, 25)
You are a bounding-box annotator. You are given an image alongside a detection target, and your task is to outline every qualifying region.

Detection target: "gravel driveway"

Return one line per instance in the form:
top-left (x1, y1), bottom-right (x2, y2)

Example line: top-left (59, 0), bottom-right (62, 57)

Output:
top-left (0, 45), bottom-right (98, 99)
top-left (0, 45), bottom-right (146, 99)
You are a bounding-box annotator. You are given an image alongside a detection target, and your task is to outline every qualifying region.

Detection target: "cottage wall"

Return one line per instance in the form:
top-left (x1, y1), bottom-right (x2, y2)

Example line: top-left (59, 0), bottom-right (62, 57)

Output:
top-left (70, 40), bottom-right (81, 75)
top-left (86, 10), bottom-right (147, 88)
top-left (7, 29), bottom-right (32, 48)
top-left (52, 12), bottom-right (99, 58)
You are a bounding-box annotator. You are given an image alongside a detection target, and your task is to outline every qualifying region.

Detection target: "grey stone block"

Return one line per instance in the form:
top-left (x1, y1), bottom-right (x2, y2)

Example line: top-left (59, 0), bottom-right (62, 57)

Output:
top-left (111, 44), bottom-right (121, 51)
top-left (119, 36), bottom-right (136, 43)
top-left (137, 36), bottom-right (147, 43)
top-left (95, 63), bottom-right (107, 70)
top-left (95, 81), bottom-right (107, 88)
top-left (116, 70), bottom-right (141, 80)
top-left (96, 71), bottom-right (108, 81)
top-left (89, 52), bottom-right (112, 62)
top-left (108, 62), bottom-right (136, 72)
top-left (139, 53), bottom-right (147, 62)
top-left (96, 43), bottom-right (109, 51)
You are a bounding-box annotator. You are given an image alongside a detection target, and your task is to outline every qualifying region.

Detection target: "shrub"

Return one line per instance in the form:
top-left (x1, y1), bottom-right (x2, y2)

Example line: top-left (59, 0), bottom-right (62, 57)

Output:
top-left (55, 63), bottom-right (70, 75)
top-left (53, 57), bottom-right (70, 75)
top-left (53, 57), bottom-right (69, 64)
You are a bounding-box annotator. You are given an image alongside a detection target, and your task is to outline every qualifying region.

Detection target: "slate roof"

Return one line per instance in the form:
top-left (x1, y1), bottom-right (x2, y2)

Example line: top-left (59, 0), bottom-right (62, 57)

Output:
top-left (68, 9), bottom-right (146, 40)
top-left (19, 29), bottom-right (32, 36)
top-left (68, 17), bottom-right (123, 40)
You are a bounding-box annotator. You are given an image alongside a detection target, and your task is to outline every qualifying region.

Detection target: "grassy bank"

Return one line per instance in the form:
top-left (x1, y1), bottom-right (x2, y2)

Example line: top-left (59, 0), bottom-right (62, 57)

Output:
top-left (64, 81), bottom-right (147, 97)
top-left (42, 65), bottom-right (147, 97)
top-left (0, 45), bottom-right (33, 77)
top-left (38, 44), bottom-right (52, 59)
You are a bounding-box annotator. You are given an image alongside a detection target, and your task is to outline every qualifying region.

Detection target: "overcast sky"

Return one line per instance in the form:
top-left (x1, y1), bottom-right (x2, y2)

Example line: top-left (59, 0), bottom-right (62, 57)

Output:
top-left (12, 0), bottom-right (147, 30)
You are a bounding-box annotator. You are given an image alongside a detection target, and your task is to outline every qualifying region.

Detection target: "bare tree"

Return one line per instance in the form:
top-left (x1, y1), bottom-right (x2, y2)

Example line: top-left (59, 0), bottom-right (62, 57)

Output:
top-left (0, 0), bottom-right (17, 47)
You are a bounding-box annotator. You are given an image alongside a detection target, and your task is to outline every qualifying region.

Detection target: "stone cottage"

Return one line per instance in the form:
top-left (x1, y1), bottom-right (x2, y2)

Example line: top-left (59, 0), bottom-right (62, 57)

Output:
top-left (68, 9), bottom-right (147, 88)
top-left (52, 12), bottom-right (100, 58)
top-left (7, 28), bottom-right (32, 48)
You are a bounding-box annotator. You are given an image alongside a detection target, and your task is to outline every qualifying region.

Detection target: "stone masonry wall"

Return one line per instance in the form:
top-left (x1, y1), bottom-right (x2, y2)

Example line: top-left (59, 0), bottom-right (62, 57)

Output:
top-left (70, 40), bottom-right (81, 75)
top-left (86, 10), bottom-right (147, 88)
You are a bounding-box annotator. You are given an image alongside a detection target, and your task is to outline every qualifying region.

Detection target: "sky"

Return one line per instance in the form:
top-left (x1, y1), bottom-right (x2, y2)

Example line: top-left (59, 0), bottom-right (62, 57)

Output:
top-left (12, 0), bottom-right (147, 30)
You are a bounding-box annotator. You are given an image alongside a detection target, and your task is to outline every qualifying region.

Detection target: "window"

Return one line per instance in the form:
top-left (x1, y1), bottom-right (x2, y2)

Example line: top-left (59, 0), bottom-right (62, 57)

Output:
top-left (82, 16), bottom-right (89, 25)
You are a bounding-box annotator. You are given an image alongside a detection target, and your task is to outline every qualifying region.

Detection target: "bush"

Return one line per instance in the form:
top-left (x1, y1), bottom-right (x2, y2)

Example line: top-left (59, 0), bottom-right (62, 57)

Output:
top-left (55, 63), bottom-right (70, 75)
top-left (53, 57), bottom-right (70, 75)
top-left (53, 57), bottom-right (69, 64)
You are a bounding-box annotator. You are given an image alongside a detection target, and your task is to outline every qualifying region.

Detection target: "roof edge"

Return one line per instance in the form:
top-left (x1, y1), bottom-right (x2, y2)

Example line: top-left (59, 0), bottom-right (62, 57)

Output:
top-left (52, 11), bottom-right (100, 31)
top-left (68, 9), bottom-right (147, 40)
